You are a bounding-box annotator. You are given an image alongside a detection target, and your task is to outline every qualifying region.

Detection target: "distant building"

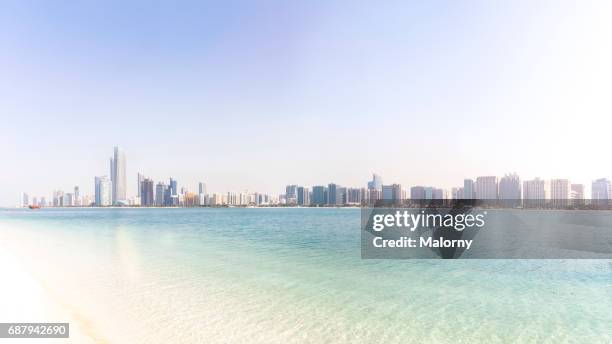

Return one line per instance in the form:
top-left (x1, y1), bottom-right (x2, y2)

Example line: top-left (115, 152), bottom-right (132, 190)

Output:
top-left (451, 187), bottom-right (464, 200)
top-left (74, 186), bottom-right (80, 206)
top-left (382, 184), bottom-right (402, 204)
top-left (327, 183), bottom-right (340, 205)
top-left (550, 179), bottom-right (570, 200)
top-left (550, 179), bottom-right (570, 207)
top-left (311, 186), bottom-right (327, 206)
top-left (346, 188), bottom-right (362, 205)
top-left (137, 173), bottom-right (144, 197)
top-left (499, 173), bottom-right (521, 200)
top-left (475, 176), bottom-right (498, 200)
top-left (592, 178), bottom-right (611, 200)
top-left (367, 174), bottom-right (383, 190)
top-left (523, 178), bottom-right (547, 207)
top-left (571, 184), bottom-right (585, 206)
top-left (297, 186), bottom-right (310, 206)
top-left (410, 186), bottom-right (425, 200)
top-left (20, 192), bottom-right (29, 207)
top-left (463, 179), bottom-right (475, 199)
top-left (110, 146), bottom-right (127, 205)
top-left (198, 182), bottom-right (207, 196)
top-left (285, 185), bottom-right (298, 205)
top-left (155, 182), bottom-right (166, 206)
top-left (140, 178), bottom-right (155, 206)
top-left (432, 188), bottom-right (444, 200)
top-left (95, 176), bottom-right (112, 206)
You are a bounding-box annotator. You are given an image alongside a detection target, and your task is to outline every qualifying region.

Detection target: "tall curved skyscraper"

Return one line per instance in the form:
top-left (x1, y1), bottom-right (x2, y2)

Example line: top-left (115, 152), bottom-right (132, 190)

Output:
top-left (111, 146), bottom-right (127, 205)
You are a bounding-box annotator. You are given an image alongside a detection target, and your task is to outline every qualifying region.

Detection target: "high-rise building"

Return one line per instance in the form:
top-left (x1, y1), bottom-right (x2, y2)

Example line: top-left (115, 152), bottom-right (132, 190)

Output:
top-left (198, 182), bottom-right (207, 206)
top-left (523, 178), bottom-right (547, 199)
top-left (20, 192), bottom-right (29, 207)
top-left (346, 188), bottom-right (362, 205)
top-left (297, 186), bottom-right (310, 206)
top-left (53, 190), bottom-right (64, 207)
top-left (285, 185), bottom-right (298, 205)
top-left (451, 187), bottom-right (464, 200)
top-left (327, 183), bottom-right (339, 205)
top-left (432, 188), bottom-right (444, 200)
top-left (155, 182), bottom-right (166, 206)
top-left (74, 186), bottom-right (80, 206)
top-left (523, 178), bottom-right (547, 207)
top-left (169, 178), bottom-right (178, 196)
top-left (550, 179), bottom-right (570, 207)
top-left (198, 182), bottom-right (207, 196)
top-left (475, 176), bottom-right (498, 200)
top-left (550, 179), bottom-right (570, 200)
top-left (137, 173), bottom-right (144, 197)
top-left (110, 146), bottom-right (127, 205)
top-left (382, 184), bottom-right (402, 204)
top-left (463, 179), bottom-right (475, 199)
top-left (95, 176), bottom-right (112, 206)
top-left (312, 186), bottom-right (327, 206)
top-left (367, 174), bottom-right (383, 190)
top-left (592, 178), bottom-right (611, 200)
top-left (410, 186), bottom-right (425, 200)
top-left (571, 183), bottom-right (585, 206)
top-left (499, 173), bottom-right (521, 200)
top-left (140, 178), bottom-right (155, 206)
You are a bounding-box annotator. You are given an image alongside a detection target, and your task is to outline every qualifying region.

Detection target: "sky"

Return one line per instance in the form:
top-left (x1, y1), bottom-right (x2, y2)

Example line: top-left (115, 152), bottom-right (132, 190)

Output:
top-left (1, 0), bottom-right (612, 206)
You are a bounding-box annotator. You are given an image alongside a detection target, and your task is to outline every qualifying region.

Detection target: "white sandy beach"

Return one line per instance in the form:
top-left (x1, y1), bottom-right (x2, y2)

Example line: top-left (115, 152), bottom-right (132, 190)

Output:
top-left (0, 246), bottom-right (98, 343)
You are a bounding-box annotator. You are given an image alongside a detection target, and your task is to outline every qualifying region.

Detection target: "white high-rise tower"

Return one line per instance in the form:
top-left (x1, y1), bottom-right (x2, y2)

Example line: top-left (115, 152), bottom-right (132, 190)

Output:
top-left (111, 146), bottom-right (127, 205)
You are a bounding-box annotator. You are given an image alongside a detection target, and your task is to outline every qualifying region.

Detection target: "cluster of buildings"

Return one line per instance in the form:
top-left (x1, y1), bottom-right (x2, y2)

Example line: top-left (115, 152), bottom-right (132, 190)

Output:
top-left (281, 174), bottom-right (612, 207)
top-left (19, 147), bottom-right (612, 208)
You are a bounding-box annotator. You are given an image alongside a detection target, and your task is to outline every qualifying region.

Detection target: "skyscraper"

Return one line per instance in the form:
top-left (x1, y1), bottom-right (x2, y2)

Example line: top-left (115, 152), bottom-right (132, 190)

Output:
top-left (198, 182), bottom-right (207, 196)
top-left (137, 172), bottom-right (144, 197)
top-left (95, 176), bottom-right (112, 206)
top-left (312, 186), bottom-right (327, 206)
top-left (155, 182), bottom-right (167, 206)
top-left (550, 179), bottom-right (570, 207)
top-left (499, 173), bottom-right (521, 201)
top-left (140, 178), bottom-right (155, 206)
top-left (20, 192), bottom-right (29, 207)
top-left (592, 178), bottom-right (611, 200)
top-left (571, 183), bottom-right (585, 206)
top-left (297, 186), bottom-right (309, 206)
top-left (346, 188), bottom-right (362, 205)
top-left (285, 185), bottom-right (298, 205)
top-left (74, 186), bottom-right (80, 206)
top-left (410, 186), bottom-right (425, 200)
top-left (382, 184), bottom-right (402, 204)
top-left (163, 178), bottom-right (179, 206)
top-left (475, 176), bottom-right (498, 200)
top-left (550, 179), bottom-right (570, 200)
top-left (367, 174), bottom-right (383, 190)
top-left (198, 182), bottom-right (207, 206)
top-left (111, 146), bottom-right (127, 205)
top-left (327, 183), bottom-right (337, 205)
top-left (523, 178), bottom-right (547, 207)
top-left (463, 179), bottom-right (475, 199)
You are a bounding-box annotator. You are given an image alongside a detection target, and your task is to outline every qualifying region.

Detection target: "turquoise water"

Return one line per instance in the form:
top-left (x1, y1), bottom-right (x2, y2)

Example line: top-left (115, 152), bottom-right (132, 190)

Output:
top-left (0, 208), bottom-right (611, 343)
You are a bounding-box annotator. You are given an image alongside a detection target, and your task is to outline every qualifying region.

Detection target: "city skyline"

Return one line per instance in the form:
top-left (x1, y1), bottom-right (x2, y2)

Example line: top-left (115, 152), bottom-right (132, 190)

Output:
top-left (3, 1), bottom-right (612, 206)
top-left (15, 146), bottom-right (612, 208)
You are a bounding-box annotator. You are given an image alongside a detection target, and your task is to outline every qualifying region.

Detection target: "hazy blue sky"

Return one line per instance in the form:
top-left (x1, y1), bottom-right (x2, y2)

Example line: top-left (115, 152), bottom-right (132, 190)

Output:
top-left (2, 0), bottom-right (611, 205)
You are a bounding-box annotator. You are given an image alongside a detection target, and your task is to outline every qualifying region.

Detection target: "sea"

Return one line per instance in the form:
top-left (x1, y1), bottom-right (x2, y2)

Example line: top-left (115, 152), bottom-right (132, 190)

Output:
top-left (0, 208), bottom-right (610, 343)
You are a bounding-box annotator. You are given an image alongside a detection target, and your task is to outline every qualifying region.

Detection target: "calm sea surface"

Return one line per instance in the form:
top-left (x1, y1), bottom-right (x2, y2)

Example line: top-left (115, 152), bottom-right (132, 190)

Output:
top-left (0, 208), bottom-right (611, 343)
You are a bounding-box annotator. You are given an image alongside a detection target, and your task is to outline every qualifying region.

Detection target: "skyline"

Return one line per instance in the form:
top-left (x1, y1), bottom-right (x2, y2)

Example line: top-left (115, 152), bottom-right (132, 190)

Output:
top-left (3, 1), bottom-right (612, 206)
top-left (15, 146), bottom-right (612, 208)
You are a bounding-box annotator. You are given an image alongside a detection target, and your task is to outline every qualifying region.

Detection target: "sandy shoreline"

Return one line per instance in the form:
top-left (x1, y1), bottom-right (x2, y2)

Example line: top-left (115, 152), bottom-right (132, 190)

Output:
top-left (0, 246), bottom-right (100, 343)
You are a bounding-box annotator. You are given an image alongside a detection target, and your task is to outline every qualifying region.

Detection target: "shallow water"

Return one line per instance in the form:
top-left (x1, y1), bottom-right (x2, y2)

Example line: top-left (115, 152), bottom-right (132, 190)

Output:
top-left (0, 208), bottom-right (610, 343)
